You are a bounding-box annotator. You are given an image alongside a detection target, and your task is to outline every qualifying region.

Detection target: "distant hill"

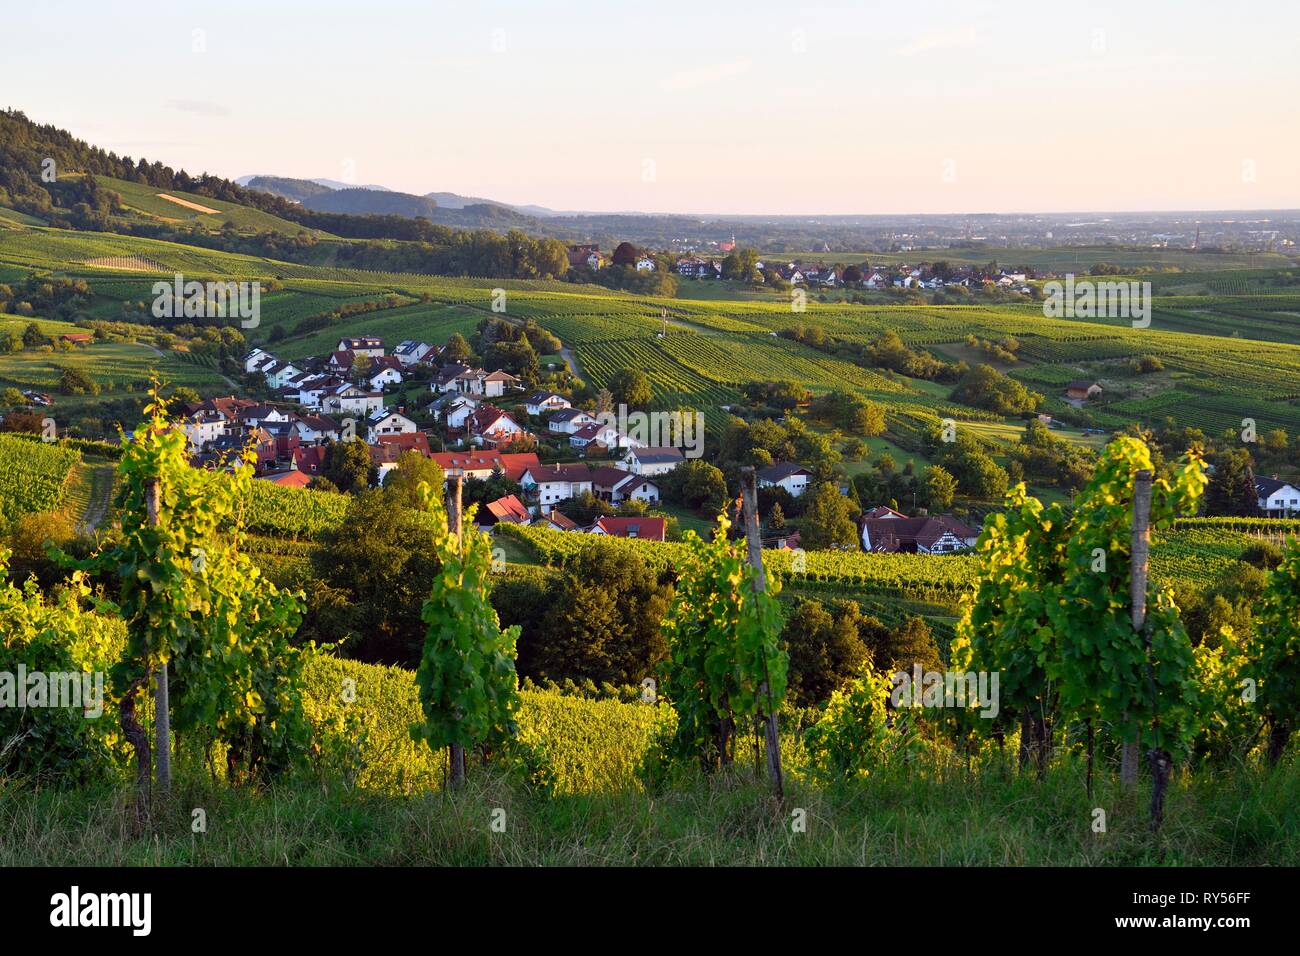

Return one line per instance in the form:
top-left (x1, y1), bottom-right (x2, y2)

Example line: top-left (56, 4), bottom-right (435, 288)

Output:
top-left (240, 176), bottom-right (333, 202)
top-left (424, 190), bottom-right (556, 218)
top-left (240, 175), bottom-right (393, 202)
top-left (301, 188), bottom-right (439, 219)
top-left (310, 178), bottom-right (392, 192)
top-left (295, 187), bottom-right (538, 228)
top-left (238, 174), bottom-right (540, 227)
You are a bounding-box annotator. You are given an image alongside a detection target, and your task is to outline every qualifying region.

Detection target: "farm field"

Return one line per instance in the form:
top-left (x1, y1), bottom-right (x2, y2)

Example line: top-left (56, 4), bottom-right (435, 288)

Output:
top-left (0, 314), bottom-right (229, 416)
top-left (79, 174), bottom-right (328, 237)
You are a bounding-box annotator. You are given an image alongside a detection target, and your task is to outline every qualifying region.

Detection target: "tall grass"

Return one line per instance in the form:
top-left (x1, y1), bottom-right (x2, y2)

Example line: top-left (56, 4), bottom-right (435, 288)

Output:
top-left (3, 757), bottom-right (1294, 866)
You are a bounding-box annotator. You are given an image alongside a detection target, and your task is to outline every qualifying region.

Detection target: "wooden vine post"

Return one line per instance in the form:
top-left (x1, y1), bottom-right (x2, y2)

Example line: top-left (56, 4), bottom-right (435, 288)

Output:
top-left (1130, 470), bottom-right (1171, 828)
top-left (740, 466), bottom-right (784, 800)
top-left (1120, 470), bottom-right (1152, 790)
top-left (146, 476), bottom-right (172, 797)
top-left (446, 474), bottom-right (466, 788)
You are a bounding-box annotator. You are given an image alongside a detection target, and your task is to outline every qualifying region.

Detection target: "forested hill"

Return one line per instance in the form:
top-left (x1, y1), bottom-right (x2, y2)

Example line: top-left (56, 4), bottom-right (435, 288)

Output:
top-left (0, 107), bottom-right (308, 224)
top-left (0, 108), bottom-right (543, 238)
top-left (299, 186), bottom-right (536, 228)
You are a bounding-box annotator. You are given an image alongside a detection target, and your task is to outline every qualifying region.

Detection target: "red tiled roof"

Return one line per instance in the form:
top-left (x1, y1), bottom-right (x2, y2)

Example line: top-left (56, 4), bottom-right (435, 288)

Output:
top-left (377, 432), bottom-right (432, 456)
top-left (484, 494), bottom-right (530, 524)
top-left (430, 451), bottom-right (539, 483)
top-left (591, 516), bottom-right (666, 541)
top-left (293, 445), bottom-right (327, 474)
top-left (264, 471), bottom-right (312, 488)
top-left (527, 463), bottom-right (594, 484)
top-left (539, 509), bottom-right (578, 530)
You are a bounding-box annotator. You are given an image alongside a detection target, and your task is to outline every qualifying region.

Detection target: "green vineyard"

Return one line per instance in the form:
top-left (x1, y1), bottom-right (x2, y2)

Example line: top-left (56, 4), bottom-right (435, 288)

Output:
top-left (0, 433), bottom-right (80, 523)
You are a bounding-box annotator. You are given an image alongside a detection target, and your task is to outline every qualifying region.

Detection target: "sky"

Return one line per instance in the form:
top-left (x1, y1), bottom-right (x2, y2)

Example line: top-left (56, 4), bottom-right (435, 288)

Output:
top-left (6, 0), bottom-right (1298, 215)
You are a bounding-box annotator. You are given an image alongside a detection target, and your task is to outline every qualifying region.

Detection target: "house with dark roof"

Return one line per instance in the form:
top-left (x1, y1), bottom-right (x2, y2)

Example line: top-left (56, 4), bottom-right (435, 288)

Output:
top-left (1065, 380), bottom-right (1102, 401)
top-left (292, 414), bottom-right (340, 444)
top-left (366, 409), bottom-right (416, 442)
top-left (859, 514), bottom-right (978, 554)
top-left (337, 336), bottom-right (384, 357)
top-left (466, 405), bottom-right (528, 448)
top-left (756, 463), bottom-right (813, 497)
top-left (393, 340), bottom-right (435, 366)
top-left (520, 463), bottom-right (595, 507)
top-left (547, 408), bottom-right (599, 434)
top-left (524, 391), bottom-right (573, 416)
top-left (431, 364), bottom-right (519, 398)
top-left (589, 466), bottom-right (661, 504)
top-left (1256, 475), bottom-right (1300, 515)
top-left (622, 446), bottom-right (685, 476)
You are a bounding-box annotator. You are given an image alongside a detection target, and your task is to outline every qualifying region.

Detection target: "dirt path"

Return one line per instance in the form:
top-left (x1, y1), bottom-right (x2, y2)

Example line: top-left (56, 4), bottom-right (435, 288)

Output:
top-left (77, 463), bottom-right (116, 533)
top-left (156, 193), bottom-right (221, 215)
top-left (558, 345), bottom-right (584, 380)
top-left (138, 341), bottom-right (240, 390)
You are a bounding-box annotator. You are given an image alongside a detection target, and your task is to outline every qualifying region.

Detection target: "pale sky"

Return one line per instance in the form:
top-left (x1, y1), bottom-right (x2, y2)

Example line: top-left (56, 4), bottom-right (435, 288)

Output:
top-left (6, 0), bottom-right (1298, 215)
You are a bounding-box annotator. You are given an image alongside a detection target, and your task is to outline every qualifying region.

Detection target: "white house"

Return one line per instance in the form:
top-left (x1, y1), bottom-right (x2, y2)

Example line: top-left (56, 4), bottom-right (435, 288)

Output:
top-left (569, 422), bottom-right (623, 449)
top-left (291, 415), bottom-right (340, 444)
top-left (756, 463), bottom-right (813, 498)
top-left (180, 411), bottom-right (228, 451)
top-left (520, 463), bottom-right (593, 507)
top-left (293, 375), bottom-right (344, 409)
top-left (431, 365), bottom-right (519, 398)
top-left (367, 363), bottom-right (404, 391)
top-left (366, 410), bottom-right (418, 443)
top-left (1256, 476), bottom-right (1300, 516)
top-left (481, 370), bottom-right (519, 398)
top-left (243, 348), bottom-right (271, 374)
top-left (547, 408), bottom-right (599, 435)
top-left (635, 256), bottom-right (656, 272)
top-left (434, 395), bottom-right (480, 430)
top-left (393, 340), bottom-right (434, 366)
top-left (612, 473), bottom-right (660, 505)
top-left (322, 383), bottom-right (384, 418)
top-left (236, 405), bottom-right (291, 429)
top-left (261, 360), bottom-right (303, 390)
top-left (622, 446), bottom-right (685, 476)
top-left (337, 336), bottom-right (384, 357)
top-left (467, 405), bottom-right (528, 448)
top-left (524, 391), bottom-right (573, 417)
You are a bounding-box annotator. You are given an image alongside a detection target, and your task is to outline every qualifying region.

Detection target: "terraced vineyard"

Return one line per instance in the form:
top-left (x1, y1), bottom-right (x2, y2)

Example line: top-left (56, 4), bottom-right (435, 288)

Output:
top-left (0, 433), bottom-right (80, 523)
top-left (241, 479), bottom-right (348, 538)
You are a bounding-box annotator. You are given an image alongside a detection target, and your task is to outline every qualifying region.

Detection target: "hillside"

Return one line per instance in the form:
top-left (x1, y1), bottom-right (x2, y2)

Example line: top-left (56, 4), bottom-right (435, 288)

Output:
top-left (84, 174), bottom-right (322, 236)
top-left (4, 220), bottom-right (1300, 449)
top-left (300, 187), bottom-right (540, 229)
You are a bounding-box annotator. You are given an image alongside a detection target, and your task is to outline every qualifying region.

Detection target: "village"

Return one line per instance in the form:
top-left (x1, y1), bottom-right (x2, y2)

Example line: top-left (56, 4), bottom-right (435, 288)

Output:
top-left (166, 329), bottom-right (1005, 554)
top-left (567, 239), bottom-right (1037, 293)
